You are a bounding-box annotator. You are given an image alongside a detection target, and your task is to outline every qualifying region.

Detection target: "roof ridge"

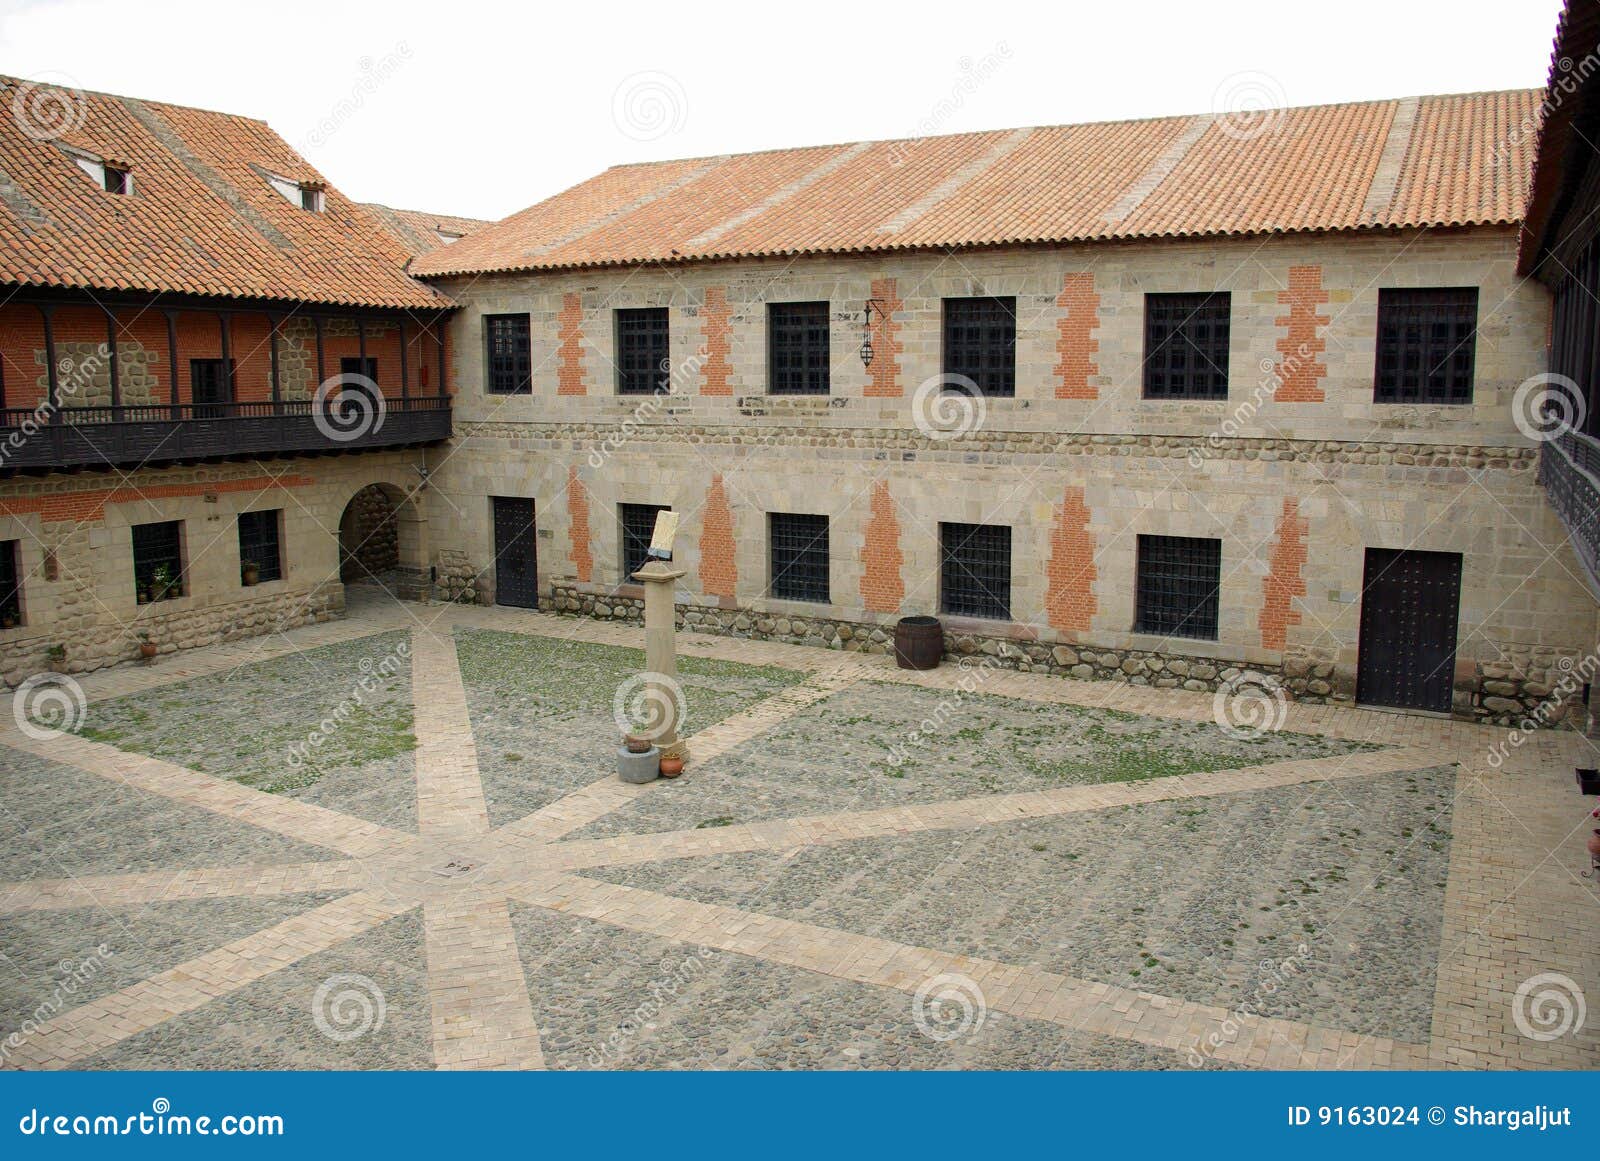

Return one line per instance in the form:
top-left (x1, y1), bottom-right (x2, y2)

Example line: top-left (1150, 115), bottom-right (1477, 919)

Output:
top-left (0, 74), bottom-right (271, 125)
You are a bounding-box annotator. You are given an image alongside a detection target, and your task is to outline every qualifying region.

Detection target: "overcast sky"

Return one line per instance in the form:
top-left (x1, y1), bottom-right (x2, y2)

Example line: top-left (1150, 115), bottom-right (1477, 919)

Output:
top-left (0, 0), bottom-right (1569, 223)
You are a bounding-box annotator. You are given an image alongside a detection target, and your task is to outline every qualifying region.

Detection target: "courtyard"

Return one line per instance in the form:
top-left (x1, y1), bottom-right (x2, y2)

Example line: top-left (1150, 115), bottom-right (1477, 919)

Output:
top-left (0, 592), bottom-right (1595, 1071)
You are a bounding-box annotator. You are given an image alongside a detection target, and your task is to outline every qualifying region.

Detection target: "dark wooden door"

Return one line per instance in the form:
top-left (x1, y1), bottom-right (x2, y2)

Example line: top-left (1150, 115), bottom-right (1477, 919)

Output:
top-left (1356, 548), bottom-right (1462, 713)
top-left (492, 496), bottom-right (538, 609)
top-left (190, 358), bottom-right (233, 418)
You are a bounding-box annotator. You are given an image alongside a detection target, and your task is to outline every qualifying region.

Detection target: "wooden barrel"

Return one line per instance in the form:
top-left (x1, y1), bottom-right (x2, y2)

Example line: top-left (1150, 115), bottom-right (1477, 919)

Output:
top-left (894, 616), bottom-right (943, 670)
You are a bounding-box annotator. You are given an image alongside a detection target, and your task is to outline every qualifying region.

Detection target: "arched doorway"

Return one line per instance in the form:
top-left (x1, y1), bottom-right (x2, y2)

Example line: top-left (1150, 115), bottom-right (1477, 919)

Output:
top-left (337, 482), bottom-right (430, 600)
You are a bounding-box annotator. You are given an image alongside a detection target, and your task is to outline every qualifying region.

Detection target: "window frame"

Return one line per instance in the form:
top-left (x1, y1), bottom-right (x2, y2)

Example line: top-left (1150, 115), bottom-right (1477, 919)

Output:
top-left (1141, 292), bottom-right (1231, 400)
top-left (615, 307), bottom-right (671, 396)
top-left (941, 296), bottom-right (1017, 398)
top-left (619, 502), bottom-right (671, 582)
top-left (939, 521), bottom-right (1012, 620)
top-left (767, 301), bottom-right (831, 396)
top-left (237, 509), bottom-right (284, 584)
top-left (768, 512), bottom-right (830, 603)
top-left (1134, 534), bottom-right (1222, 641)
top-left (484, 313), bottom-right (533, 396)
top-left (132, 520), bottom-right (185, 601)
top-left (1373, 287), bottom-right (1479, 405)
top-left (0, 539), bottom-right (21, 626)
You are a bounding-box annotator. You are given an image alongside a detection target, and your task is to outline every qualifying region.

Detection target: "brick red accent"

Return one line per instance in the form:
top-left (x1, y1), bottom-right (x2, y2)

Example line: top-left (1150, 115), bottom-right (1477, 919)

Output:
top-left (699, 286), bottom-right (733, 396)
top-left (864, 278), bottom-right (904, 398)
top-left (557, 293), bottom-right (587, 396)
top-left (698, 473), bottom-right (737, 598)
top-left (859, 479), bottom-right (905, 613)
top-left (1259, 498), bottom-right (1309, 650)
top-left (1053, 273), bottom-right (1100, 400)
top-left (0, 474), bottom-right (315, 525)
top-left (1273, 265), bottom-right (1329, 402)
top-left (1045, 486), bottom-right (1097, 633)
top-left (566, 465), bottom-right (593, 583)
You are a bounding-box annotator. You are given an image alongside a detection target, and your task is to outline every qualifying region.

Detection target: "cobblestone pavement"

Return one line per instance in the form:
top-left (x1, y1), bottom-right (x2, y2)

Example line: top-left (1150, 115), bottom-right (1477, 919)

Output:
top-left (0, 593), bottom-right (1595, 1070)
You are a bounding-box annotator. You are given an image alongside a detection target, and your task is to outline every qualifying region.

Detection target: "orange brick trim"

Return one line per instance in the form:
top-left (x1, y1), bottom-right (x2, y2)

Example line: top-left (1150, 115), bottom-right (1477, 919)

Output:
top-left (864, 278), bottom-right (904, 398)
top-left (700, 287), bottom-right (733, 396)
top-left (1273, 265), bottom-right (1330, 402)
top-left (0, 475), bottom-right (316, 525)
top-left (1259, 497), bottom-right (1309, 650)
top-left (566, 465), bottom-right (593, 583)
top-left (1045, 486), bottom-right (1097, 634)
top-left (1054, 273), bottom-right (1100, 400)
top-left (557, 292), bottom-right (587, 396)
top-left (860, 479), bottom-right (905, 613)
top-left (698, 473), bottom-right (737, 598)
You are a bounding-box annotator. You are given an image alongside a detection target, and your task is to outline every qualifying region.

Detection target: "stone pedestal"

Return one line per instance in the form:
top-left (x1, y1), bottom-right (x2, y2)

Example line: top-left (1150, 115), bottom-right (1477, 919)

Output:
top-left (633, 560), bottom-right (688, 762)
top-left (617, 744), bottom-right (660, 784)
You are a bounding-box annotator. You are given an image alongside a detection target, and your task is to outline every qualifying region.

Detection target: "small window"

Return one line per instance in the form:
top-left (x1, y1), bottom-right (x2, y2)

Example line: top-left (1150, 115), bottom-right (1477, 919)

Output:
top-left (1143, 292), bottom-right (1230, 399)
top-left (69, 150), bottom-right (131, 195)
top-left (769, 512), bottom-right (830, 602)
top-left (1134, 534), bottom-right (1221, 640)
top-left (132, 521), bottom-right (184, 601)
top-left (942, 297), bottom-right (1016, 397)
top-left (0, 540), bottom-right (20, 627)
top-left (616, 308), bottom-right (670, 395)
top-left (768, 302), bottom-right (830, 395)
top-left (190, 358), bottom-right (234, 418)
top-left (267, 173), bottom-right (323, 212)
top-left (1375, 288), bottom-right (1478, 404)
top-left (940, 522), bottom-right (1011, 620)
top-left (301, 187), bottom-right (325, 213)
top-left (435, 229), bottom-right (463, 245)
top-left (103, 164), bottom-right (131, 195)
top-left (238, 510), bottom-right (283, 584)
top-left (485, 314), bottom-right (532, 395)
top-left (620, 503), bottom-right (670, 581)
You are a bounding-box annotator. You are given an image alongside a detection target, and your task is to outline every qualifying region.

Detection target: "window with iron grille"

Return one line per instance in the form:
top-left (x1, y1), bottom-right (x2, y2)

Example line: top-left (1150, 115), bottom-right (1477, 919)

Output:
top-left (616, 308), bottom-right (670, 395)
top-left (940, 522), bottom-right (1011, 619)
top-left (769, 512), bottom-right (829, 602)
top-left (942, 297), bottom-right (1016, 397)
top-left (485, 314), bottom-right (532, 395)
top-left (238, 510), bottom-right (283, 584)
top-left (768, 302), bottom-right (830, 395)
top-left (0, 540), bottom-right (19, 625)
top-left (132, 521), bottom-right (184, 600)
top-left (1374, 288), bottom-right (1478, 404)
top-left (620, 503), bottom-right (670, 581)
top-left (1134, 534), bottom-right (1221, 640)
top-left (1142, 292), bottom-right (1231, 399)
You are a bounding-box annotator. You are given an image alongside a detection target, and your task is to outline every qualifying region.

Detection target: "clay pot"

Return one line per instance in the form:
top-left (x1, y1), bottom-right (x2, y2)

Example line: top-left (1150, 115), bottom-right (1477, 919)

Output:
top-left (624, 735), bottom-right (652, 754)
top-left (658, 756), bottom-right (684, 778)
top-left (1587, 830), bottom-right (1600, 860)
top-left (139, 641), bottom-right (159, 659)
top-left (241, 566), bottom-right (260, 587)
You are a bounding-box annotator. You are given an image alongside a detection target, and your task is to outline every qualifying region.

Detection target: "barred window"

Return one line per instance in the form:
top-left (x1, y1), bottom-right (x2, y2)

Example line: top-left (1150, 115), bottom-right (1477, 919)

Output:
top-left (132, 521), bottom-right (184, 600)
top-left (1142, 292), bottom-right (1230, 399)
top-left (1375, 288), bottom-right (1478, 404)
top-left (768, 302), bottom-right (830, 395)
top-left (238, 510), bottom-right (283, 583)
top-left (942, 297), bottom-right (1016, 397)
top-left (616, 308), bottom-right (670, 395)
top-left (620, 503), bottom-right (670, 581)
top-left (940, 522), bottom-right (1011, 620)
top-left (1134, 534), bottom-right (1221, 640)
top-left (769, 512), bottom-right (829, 602)
top-left (0, 540), bottom-right (19, 625)
top-left (485, 314), bottom-right (532, 395)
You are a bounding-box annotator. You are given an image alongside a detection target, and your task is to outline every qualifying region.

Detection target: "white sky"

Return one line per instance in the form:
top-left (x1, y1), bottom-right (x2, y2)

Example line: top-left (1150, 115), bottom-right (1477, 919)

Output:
top-left (0, 0), bottom-right (1569, 223)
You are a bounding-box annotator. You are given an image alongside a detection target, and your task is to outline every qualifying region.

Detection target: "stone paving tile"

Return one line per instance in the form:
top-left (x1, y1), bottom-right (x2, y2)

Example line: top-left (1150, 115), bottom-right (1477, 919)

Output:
top-left (411, 630), bottom-right (489, 840)
top-left (422, 896), bottom-right (543, 1070)
top-left (0, 862), bottom-right (364, 914)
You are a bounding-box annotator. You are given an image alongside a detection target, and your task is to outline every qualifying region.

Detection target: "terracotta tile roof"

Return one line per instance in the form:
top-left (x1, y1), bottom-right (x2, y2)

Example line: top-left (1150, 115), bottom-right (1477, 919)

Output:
top-left (362, 203), bottom-right (489, 257)
top-left (0, 75), bottom-right (451, 309)
top-left (1518, 0), bottom-right (1597, 274)
top-left (416, 90), bottom-right (1541, 279)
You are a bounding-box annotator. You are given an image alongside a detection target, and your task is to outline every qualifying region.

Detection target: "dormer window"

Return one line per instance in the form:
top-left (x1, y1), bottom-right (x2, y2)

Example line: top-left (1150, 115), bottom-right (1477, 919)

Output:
top-left (267, 172), bottom-right (324, 213)
top-left (103, 164), bottom-right (130, 195)
top-left (66, 148), bottom-right (132, 194)
top-left (435, 229), bottom-right (462, 245)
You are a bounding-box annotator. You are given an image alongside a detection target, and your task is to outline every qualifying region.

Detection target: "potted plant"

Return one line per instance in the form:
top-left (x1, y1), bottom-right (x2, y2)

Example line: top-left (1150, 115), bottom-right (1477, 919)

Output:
top-left (241, 559), bottom-right (260, 587)
top-left (658, 755), bottom-right (685, 778)
top-left (136, 585), bottom-right (150, 605)
top-left (46, 643), bottom-right (66, 665)
top-left (1588, 808), bottom-right (1600, 862)
top-left (0, 608), bottom-right (16, 630)
top-left (137, 631), bottom-right (158, 660)
top-left (151, 563), bottom-right (178, 601)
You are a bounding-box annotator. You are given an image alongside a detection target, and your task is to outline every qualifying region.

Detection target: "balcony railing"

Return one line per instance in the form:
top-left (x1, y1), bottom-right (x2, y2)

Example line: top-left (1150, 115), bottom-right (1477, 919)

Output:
top-left (1540, 428), bottom-right (1600, 597)
top-left (0, 395), bottom-right (452, 473)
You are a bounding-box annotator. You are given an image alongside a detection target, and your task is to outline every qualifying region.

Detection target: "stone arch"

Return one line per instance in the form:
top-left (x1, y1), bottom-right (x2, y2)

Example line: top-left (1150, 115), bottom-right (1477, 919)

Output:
top-left (337, 481), bottom-right (430, 599)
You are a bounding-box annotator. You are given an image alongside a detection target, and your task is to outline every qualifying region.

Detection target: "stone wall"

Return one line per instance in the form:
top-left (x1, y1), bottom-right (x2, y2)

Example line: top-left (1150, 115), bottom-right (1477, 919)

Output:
top-left (340, 484), bottom-right (399, 581)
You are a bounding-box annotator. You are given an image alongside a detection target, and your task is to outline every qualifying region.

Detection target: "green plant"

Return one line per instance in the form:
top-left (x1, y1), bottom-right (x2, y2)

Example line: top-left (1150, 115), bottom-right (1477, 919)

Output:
top-left (46, 643), bottom-right (66, 662)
